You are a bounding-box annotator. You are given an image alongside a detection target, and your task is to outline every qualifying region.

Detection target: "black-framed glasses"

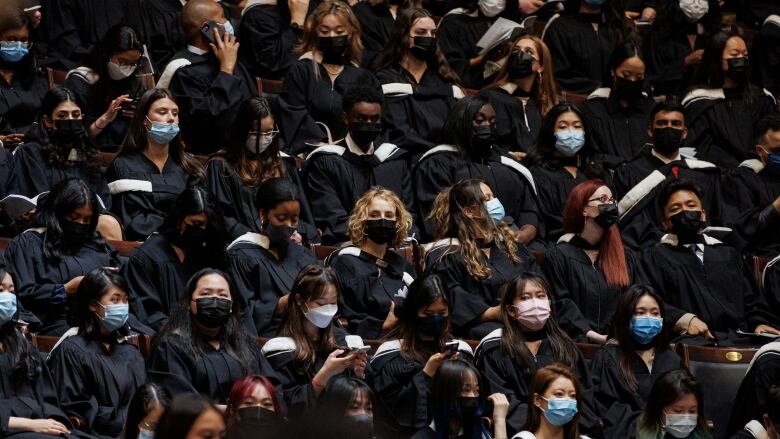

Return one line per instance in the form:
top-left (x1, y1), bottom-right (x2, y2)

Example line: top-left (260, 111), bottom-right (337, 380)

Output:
top-left (588, 195), bottom-right (616, 204)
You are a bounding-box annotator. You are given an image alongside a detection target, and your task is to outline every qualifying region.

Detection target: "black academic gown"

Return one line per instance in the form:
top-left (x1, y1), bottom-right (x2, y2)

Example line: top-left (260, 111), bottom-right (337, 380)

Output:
top-left (47, 335), bottom-right (146, 438)
top-left (542, 14), bottom-right (613, 94)
top-left (683, 87), bottom-right (777, 168)
top-left (5, 230), bottom-right (116, 336)
top-left (206, 154), bottom-right (316, 241)
top-left (366, 339), bottom-right (474, 437)
top-left (424, 240), bottom-right (540, 339)
top-left (377, 65), bottom-right (461, 156)
top-left (11, 142), bottom-right (111, 209)
top-left (302, 139), bottom-right (414, 244)
top-left (437, 10), bottom-right (490, 89)
top-left (0, 71), bottom-right (48, 137)
top-left (127, 0), bottom-right (185, 72)
top-left (279, 58), bottom-right (380, 155)
top-left (149, 333), bottom-right (279, 404)
top-left (352, 2), bottom-right (394, 69)
top-left (475, 329), bottom-right (599, 437)
top-left (329, 245), bottom-right (416, 339)
top-left (529, 161), bottom-right (591, 244)
top-left (750, 22), bottom-right (780, 98)
top-left (582, 90), bottom-right (655, 168)
top-left (643, 25), bottom-right (702, 97)
top-left (726, 344), bottom-right (780, 437)
top-left (107, 153), bottom-right (202, 241)
top-left (164, 48), bottom-right (257, 154)
top-left (720, 165), bottom-right (780, 257)
top-left (762, 259), bottom-right (780, 319)
top-left (591, 345), bottom-right (684, 439)
top-left (640, 236), bottom-right (778, 342)
top-left (479, 86), bottom-right (543, 154)
top-left (541, 236), bottom-right (647, 340)
top-left (225, 233), bottom-right (319, 337)
top-left (237, 0), bottom-right (322, 79)
top-left (414, 147), bottom-right (541, 240)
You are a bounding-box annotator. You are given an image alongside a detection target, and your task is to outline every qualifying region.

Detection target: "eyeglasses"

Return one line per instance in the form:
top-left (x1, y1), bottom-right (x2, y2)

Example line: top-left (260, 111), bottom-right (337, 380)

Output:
top-left (587, 195), bottom-right (616, 204)
top-left (0, 41), bottom-right (33, 50)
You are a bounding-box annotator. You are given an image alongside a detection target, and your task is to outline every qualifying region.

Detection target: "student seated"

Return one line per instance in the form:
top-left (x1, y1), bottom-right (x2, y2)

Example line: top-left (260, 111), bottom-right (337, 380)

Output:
top-left (729, 384), bottom-right (780, 439)
top-left (352, 0), bottom-right (403, 70)
top-left (475, 272), bottom-right (600, 437)
top-left (330, 188), bottom-right (415, 339)
top-left (425, 179), bottom-right (540, 338)
top-left (124, 383), bottom-right (171, 439)
top-left (261, 266), bottom-right (365, 419)
top-left (149, 269), bottom-right (279, 405)
top-left (541, 180), bottom-right (643, 343)
top-left (640, 179), bottom-right (780, 344)
top-left (305, 377), bottom-right (377, 438)
top-left (637, 369), bottom-right (713, 439)
top-left (48, 268), bottom-right (147, 438)
top-left (591, 285), bottom-right (685, 439)
top-left (158, 0), bottom-right (256, 154)
top-left (303, 84), bottom-right (414, 244)
top-left (107, 88), bottom-right (204, 241)
top-left (436, 0), bottom-right (490, 89)
top-left (366, 273), bottom-right (474, 437)
top-left (224, 375), bottom-right (287, 439)
top-left (226, 178), bottom-right (318, 337)
top-left (727, 342), bottom-right (780, 437)
top-left (153, 395), bottom-right (226, 439)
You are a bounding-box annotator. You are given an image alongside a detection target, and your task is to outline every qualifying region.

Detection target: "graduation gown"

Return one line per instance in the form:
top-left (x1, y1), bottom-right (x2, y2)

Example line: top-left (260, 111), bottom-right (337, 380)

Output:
top-left (126, 0), bottom-right (185, 72)
top-left (682, 87), bottom-right (778, 168)
top-left (225, 232), bottom-right (319, 337)
top-left (762, 257), bottom-right (780, 319)
top-left (149, 333), bottom-right (278, 404)
top-left (424, 239), bottom-right (540, 339)
top-left (726, 343), bottom-right (780, 437)
top-left (541, 235), bottom-right (647, 340)
top-left (237, 0), bottom-right (322, 79)
top-left (591, 345), bottom-right (684, 439)
top-left (582, 88), bottom-right (656, 168)
top-left (750, 20), bottom-right (780, 98)
top-left (377, 66), bottom-right (462, 155)
top-left (206, 154), bottom-right (316, 241)
top-left (47, 335), bottom-right (146, 438)
top-left (5, 229), bottom-right (116, 336)
top-left (639, 234), bottom-right (778, 340)
top-left (302, 138), bottom-right (415, 244)
top-left (11, 142), bottom-right (111, 209)
top-left (414, 146), bottom-right (541, 240)
top-left (479, 85), bottom-right (543, 154)
top-left (643, 25), bottom-right (702, 97)
top-left (529, 161), bottom-right (590, 243)
top-left (329, 245), bottom-right (416, 339)
top-left (352, 2), bottom-right (394, 69)
top-left (0, 72), bottom-right (48, 137)
top-left (107, 153), bottom-right (202, 241)
top-left (161, 47), bottom-right (257, 154)
top-left (279, 56), bottom-right (380, 155)
top-left (366, 339), bottom-right (474, 436)
top-left (437, 10), bottom-right (491, 89)
top-left (542, 14), bottom-right (613, 94)
top-left (475, 329), bottom-right (599, 437)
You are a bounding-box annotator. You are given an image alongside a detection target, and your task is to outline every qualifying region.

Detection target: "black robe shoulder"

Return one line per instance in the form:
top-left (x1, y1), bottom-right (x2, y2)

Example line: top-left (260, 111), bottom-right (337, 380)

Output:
top-left (478, 86), bottom-right (543, 153)
top-left (437, 12), bottom-right (490, 89)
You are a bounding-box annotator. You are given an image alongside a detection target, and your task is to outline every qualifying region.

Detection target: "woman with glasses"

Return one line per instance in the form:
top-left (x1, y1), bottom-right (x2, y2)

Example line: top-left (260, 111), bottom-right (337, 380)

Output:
top-left (540, 179), bottom-right (645, 343)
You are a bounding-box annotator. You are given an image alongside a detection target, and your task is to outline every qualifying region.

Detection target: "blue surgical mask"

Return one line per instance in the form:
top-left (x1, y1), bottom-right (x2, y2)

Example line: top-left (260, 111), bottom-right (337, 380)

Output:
top-left (541, 396), bottom-right (578, 426)
top-left (766, 152), bottom-right (780, 176)
top-left (0, 41), bottom-right (29, 62)
top-left (138, 429), bottom-right (155, 439)
top-left (631, 315), bottom-right (663, 345)
top-left (222, 21), bottom-right (235, 37)
top-left (0, 292), bottom-right (17, 325)
top-left (96, 302), bottom-right (129, 332)
top-left (146, 117), bottom-right (180, 144)
top-left (554, 130), bottom-right (585, 156)
top-left (485, 197), bottom-right (505, 222)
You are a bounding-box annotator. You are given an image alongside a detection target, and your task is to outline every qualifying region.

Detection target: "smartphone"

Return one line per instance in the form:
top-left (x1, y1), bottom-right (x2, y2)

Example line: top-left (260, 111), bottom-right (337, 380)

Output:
top-left (201, 20), bottom-right (226, 45)
top-left (443, 341), bottom-right (459, 354)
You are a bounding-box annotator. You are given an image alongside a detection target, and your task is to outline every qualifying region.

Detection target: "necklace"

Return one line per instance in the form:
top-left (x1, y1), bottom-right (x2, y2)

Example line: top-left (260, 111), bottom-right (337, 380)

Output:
top-left (323, 64), bottom-right (344, 76)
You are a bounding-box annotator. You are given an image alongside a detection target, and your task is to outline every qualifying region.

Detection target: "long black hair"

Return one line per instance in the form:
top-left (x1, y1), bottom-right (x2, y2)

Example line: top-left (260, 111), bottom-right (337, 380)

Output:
top-left (33, 178), bottom-right (116, 262)
top-left (526, 102), bottom-right (607, 179)
top-left (560, 0), bottom-right (634, 46)
top-left (158, 186), bottom-right (227, 263)
top-left (71, 267), bottom-right (133, 340)
top-left (154, 268), bottom-right (255, 374)
top-left (88, 25), bottom-right (144, 112)
top-left (443, 95), bottom-right (492, 162)
top-left (316, 377), bottom-right (376, 437)
top-left (154, 395), bottom-right (222, 439)
top-left (652, 0), bottom-right (720, 42)
top-left (0, 302), bottom-right (42, 386)
top-left (690, 29), bottom-right (763, 105)
top-left (125, 383), bottom-right (171, 439)
top-left (429, 359), bottom-right (487, 439)
top-left (638, 370), bottom-right (712, 439)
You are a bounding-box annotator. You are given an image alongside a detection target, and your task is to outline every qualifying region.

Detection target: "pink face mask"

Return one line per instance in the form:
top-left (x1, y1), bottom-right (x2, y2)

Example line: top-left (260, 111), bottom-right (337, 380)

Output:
top-left (511, 298), bottom-right (551, 331)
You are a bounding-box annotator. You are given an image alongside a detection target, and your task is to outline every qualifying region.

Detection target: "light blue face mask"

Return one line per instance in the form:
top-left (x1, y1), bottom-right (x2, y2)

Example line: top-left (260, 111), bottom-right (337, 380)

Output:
top-left (485, 197), bottom-right (505, 222)
top-left (541, 396), bottom-right (578, 426)
top-left (0, 292), bottom-right (17, 325)
top-left (222, 21), bottom-right (235, 37)
top-left (554, 129), bottom-right (585, 156)
top-left (138, 429), bottom-right (155, 439)
top-left (0, 41), bottom-right (29, 62)
top-left (146, 117), bottom-right (180, 144)
top-left (97, 302), bottom-right (129, 332)
top-left (631, 315), bottom-right (663, 344)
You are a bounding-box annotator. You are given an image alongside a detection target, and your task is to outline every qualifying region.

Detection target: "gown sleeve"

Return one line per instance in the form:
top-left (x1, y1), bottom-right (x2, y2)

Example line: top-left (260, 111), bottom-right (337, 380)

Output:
top-left (47, 342), bottom-right (99, 429)
top-left (237, 5), bottom-right (302, 79)
top-left (10, 143), bottom-right (49, 198)
top-left (225, 250), bottom-right (276, 337)
top-left (278, 63), bottom-right (327, 154)
top-left (427, 252), bottom-right (491, 330)
top-left (148, 339), bottom-right (199, 398)
top-left (540, 248), bottom-right (592, 339)
top-left (124, 251), bottom-right (169, 330)
top-left (369, 355), bottom-right (431, 429)
top-left (6, 234), bottom-right (68, 309)
top-left (302, 154), bottom-right (349, 243)
top-left (590, 348), bottom-right (641, 439)
top-left (476, 347), bottom-right (530, 434)
top-left (207, 159), bottom-right (252, 239)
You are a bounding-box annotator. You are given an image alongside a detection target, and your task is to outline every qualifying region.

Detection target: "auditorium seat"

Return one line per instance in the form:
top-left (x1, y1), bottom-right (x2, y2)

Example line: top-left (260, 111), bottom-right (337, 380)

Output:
top-left (108, 240), bottom-right (142, 257)
top-left (256, 77), bottom-right (284, 97)
top-left (676, 343), bottom-right (757, 439)
top-left (0, 237), bottom-right (11, 252)
top-left (46, 67), bottom-right (68, 90)
top-left (745, 255), bottom-right (771, 292)
top-left (560, 91), bottom-right (588, 105)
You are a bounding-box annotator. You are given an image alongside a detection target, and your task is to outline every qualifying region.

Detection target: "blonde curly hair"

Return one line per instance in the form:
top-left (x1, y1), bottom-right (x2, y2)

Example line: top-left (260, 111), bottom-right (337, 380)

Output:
top-left (347, 187), bottom-right (413, 248)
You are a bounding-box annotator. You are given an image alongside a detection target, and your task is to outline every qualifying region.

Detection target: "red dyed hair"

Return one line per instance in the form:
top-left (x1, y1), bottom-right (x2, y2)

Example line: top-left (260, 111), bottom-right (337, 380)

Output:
top-left (562, 179), bottom-right (630, 289)
top-left (225, 375), bottom-right (284, 426)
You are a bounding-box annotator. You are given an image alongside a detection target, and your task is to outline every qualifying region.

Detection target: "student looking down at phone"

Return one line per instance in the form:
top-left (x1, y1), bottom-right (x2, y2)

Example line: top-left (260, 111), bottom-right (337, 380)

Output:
top-left (157, 0), bottom-right (257, 155)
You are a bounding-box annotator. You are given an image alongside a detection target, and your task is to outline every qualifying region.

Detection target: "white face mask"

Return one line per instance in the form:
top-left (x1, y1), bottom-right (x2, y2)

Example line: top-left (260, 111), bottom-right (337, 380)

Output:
top-left (303, 303), bottom-right (338, 329)
top-left (106, 61), bottom-right (137, 81)
top-left (246, 133), bottom-right (274, 155)
top-left (679, 0), bottom-right (708, 22)
top-left (664, 413), bottom-right (698, 438)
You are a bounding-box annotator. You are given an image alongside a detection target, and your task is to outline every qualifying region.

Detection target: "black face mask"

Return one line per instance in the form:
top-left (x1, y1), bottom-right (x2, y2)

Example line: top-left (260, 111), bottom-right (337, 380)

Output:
top-left (725, 57), bottom-right (750, 83)
top-left (670, 210), bottom-right (706, 244)
top-left (173, 224), bottom-right (208, 251)
top-left (318, 35), bottom-right (348, 64)
top-left (417, 314), bottom-right (446, 337)
top-left (409, 36), bottom-right (437, 62)
top-left (349, 121), bottom-right (382, 147)
top-left (508, 51), bottom-right (535, 80)
top-left (593, 203), bottom-right (619, 229)
top-left (652, 127), bottom-right (683, 155)
top-left (613, 77), bottom-right (644, 101)
top-left (343, 414), bottom-right (373, 437)
top-left (237, 405), bottom-right (278, 422)
top-left (61, 219), bottom-right (92, 244)
top-left (458, 396), bottom-right (480, 419)
top-left (364, 218), bottom-right (396, 245)
top-left (52, 118), bottom-right (86, 145)
top-left (194, 296), bottom-right (232, 328)
top-left (471, 125), bottom-right (496, 155)
top-left (265, 223), bottom-right (295, 249)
